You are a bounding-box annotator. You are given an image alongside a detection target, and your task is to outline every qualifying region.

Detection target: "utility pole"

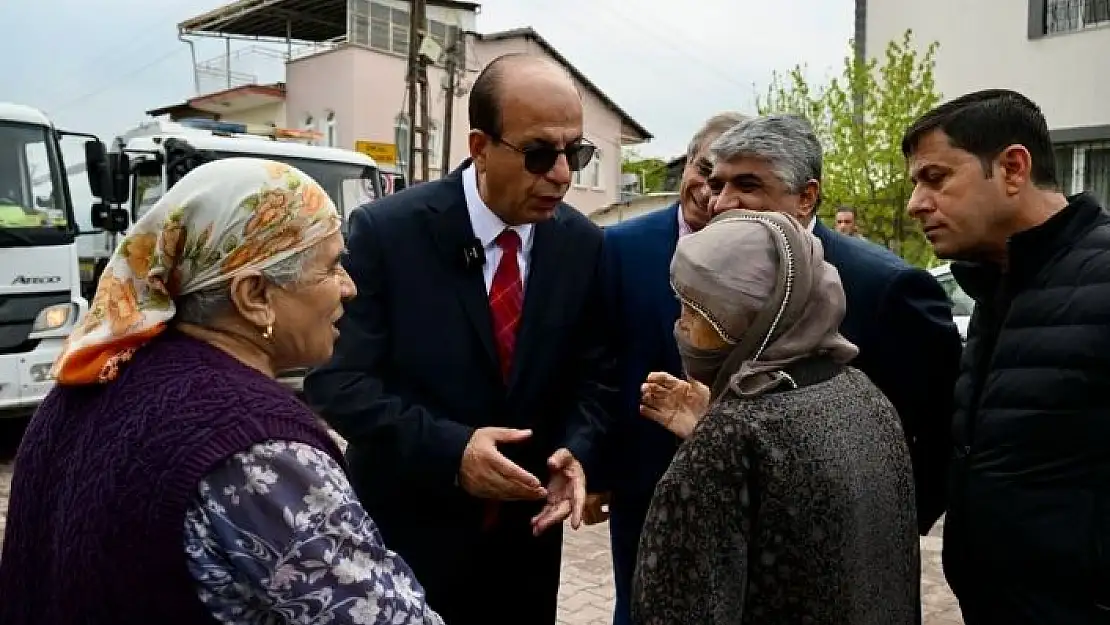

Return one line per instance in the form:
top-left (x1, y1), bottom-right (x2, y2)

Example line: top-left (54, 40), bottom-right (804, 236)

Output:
top-left (439, 27), bottom-right (461, 178)
top-left (404, 0), bottom-right (429, 183)
top-left (418, 48), bottom-right (431, 183)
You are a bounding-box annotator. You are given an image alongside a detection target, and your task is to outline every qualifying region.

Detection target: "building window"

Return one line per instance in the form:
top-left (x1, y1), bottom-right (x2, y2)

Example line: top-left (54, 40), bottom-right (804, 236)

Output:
top-left (326, 111), bottom-right (337, 147)
top-left (303, 114), bottom-right (317, 146)
top-left (1055, 146), bottom-right (1074, 194)
top-left (576, 149), bottom-right (602, 189)
top-left (1055, 142), bottom-right (1110, 209)
top-left (427, 120), bottom-right (441, 170)
top-left (1045, 0), bottom-right (1110, 34)
top-left (347, 0), bottom-right (460, 63)
top-left (1085, 146), bottom-right (1110, 208)
top-left (348, 0), bottom-right (409, 54)
top-left (426, 20), bottom-right (460, 60)
top-left (394, 113), bottom-right (410, 172)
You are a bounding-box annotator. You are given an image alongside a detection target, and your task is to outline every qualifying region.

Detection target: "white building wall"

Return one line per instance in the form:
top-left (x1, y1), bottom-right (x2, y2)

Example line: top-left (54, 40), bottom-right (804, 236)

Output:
top-left (864, 0), bottom-right (1110, 132)
top-left (865, 0), bottom-right (1110, 205)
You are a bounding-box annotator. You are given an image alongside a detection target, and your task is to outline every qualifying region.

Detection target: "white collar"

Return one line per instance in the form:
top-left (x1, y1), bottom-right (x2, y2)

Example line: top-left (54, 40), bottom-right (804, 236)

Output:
top-left (462, 163), bottom-right (534, 252)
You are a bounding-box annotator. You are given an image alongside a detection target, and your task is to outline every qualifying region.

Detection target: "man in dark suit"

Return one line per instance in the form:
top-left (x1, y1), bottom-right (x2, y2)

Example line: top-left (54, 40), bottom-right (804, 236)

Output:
top-left (705, 115), bottom-right (962, 530)
top-left (599, 113), bottom-right (962, 625)
top-left (592, 112), bottom-right (747, 625)
top-left (304, 53), bottom-right (615, 625)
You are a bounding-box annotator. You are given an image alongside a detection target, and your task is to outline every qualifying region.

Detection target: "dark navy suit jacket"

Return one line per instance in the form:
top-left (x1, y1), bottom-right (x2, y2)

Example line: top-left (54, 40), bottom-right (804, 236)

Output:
top-left (304, 162), bottom-right (616, 624)
top-left (813, 219), bottom-right (963, 531)
top-left (601, 204), bottom-right (963, 533)
top-left (597, 203), bottom-right (686, 497)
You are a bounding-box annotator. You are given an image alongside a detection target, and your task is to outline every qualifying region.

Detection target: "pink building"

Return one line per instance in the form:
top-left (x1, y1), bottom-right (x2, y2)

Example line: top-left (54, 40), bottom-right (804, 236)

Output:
top-left (171, 0), bottom-right (653, 216)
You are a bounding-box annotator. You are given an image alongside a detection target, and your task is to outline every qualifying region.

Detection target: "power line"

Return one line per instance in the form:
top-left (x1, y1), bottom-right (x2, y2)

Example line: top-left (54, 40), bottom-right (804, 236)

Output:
top-left (30, 4), bottom-right (198, 104)
top-left (558, 2), bottom-right (754, 95)
top-left (49, 48), bottom-right (189, 115)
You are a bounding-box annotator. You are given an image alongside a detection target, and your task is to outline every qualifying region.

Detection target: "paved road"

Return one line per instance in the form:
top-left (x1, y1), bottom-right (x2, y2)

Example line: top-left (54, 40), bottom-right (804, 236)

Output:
top-left (0, 450), bottom-right (961, 624)
top-left (556, 518), bottom-right (963, 625)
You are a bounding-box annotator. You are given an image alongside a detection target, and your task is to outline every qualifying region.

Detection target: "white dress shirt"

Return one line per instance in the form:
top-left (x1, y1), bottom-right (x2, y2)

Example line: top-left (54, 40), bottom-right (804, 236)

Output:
top-left (462, 163), bottom-right (535, 293)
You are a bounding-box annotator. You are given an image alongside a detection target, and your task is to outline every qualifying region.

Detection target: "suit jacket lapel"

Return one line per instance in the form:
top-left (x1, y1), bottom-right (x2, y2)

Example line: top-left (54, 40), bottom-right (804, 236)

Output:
top-left (658, 203), bottom-right (682, 346)
top-left (507, 211), bottom-right (565, 390)
top-left (424, 164), bottom-right (499, 371)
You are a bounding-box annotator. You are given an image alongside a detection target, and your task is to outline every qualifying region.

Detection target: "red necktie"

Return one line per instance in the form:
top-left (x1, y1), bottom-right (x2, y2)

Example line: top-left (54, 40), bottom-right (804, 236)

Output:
top-left (483, 229), bottom-right (523, 530)
top-left (489, 229), bottom-right (523, 382)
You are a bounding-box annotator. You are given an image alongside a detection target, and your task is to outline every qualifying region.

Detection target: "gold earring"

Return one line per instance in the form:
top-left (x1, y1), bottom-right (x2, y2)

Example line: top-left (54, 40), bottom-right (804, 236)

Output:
top-left (262, 324), bottom-right (273, 340)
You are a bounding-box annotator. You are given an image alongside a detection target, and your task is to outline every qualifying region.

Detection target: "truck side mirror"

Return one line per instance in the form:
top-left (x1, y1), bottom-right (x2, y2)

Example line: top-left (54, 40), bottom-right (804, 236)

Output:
top-left (108, 151), bottom-right (131, 204)
top-left (91, 201), bottom-right (129, 233)
top-left (84, 140), bottom-right (111, 200)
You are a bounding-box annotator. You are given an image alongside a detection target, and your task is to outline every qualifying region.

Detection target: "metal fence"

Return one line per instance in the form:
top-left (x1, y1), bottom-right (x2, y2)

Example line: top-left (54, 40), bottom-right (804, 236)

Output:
top-left (192, 43), bottom-right (339, 96)
top-left (1046, 0), bottom-right (1110, 34)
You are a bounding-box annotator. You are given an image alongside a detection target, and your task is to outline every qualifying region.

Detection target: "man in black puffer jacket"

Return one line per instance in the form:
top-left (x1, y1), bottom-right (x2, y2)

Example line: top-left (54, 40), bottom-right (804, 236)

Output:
top-left (903, 88), bottom-right (1110, 624)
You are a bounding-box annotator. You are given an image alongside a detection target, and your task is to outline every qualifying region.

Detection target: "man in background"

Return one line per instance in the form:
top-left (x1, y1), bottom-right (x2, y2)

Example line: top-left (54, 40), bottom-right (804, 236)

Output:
top-left (708, 115), bottom-right (963, 538)
top-left (591, 112), bottom-right (747, 625)
top-left (835, 204), bottom-right (864, 237)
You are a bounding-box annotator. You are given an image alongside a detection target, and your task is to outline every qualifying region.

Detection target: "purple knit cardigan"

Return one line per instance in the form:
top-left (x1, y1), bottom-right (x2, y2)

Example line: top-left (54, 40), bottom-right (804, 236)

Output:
top-left (0, 329), bottom-right (345, 625)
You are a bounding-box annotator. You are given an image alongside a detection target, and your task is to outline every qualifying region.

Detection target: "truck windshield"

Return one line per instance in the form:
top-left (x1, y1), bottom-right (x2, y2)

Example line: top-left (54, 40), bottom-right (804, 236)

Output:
top-left (0, 121), bottom-right (72, 246)
top-left (133, 151), bottom-right (382, 224)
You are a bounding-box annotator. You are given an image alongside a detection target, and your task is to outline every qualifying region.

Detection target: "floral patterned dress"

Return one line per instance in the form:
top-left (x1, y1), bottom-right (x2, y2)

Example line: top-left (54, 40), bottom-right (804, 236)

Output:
top-left (183, 440), bottom-right (443, 625)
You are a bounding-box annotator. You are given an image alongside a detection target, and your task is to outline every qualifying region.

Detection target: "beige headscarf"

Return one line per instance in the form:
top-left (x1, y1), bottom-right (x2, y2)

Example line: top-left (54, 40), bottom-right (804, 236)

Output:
top-left (670, 209), bottom-right (858, 398)
top-left (51, 157), bottom-right (341, 385)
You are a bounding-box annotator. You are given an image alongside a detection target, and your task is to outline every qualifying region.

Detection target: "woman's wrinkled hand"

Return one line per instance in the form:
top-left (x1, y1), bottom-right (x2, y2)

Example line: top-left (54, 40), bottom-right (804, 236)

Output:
top-left (639, 372), bottom-right (711, 440)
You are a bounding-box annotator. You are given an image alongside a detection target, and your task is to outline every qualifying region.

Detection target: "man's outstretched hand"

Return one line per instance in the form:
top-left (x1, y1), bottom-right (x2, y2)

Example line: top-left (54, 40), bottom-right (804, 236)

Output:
top-left (530, 448), bottom-right (586, 536)
top-left (458, 427), bottom-right (547, 501)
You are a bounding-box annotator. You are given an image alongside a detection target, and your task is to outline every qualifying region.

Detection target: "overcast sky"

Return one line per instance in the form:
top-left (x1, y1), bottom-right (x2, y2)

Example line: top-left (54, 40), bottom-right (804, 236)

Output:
top-left (2, 0), bottom-right (853, 160)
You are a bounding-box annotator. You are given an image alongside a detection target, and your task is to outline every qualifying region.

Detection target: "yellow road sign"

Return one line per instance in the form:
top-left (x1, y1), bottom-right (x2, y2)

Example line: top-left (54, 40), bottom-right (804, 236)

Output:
top-left (355, 141), bottom-right (398, 165)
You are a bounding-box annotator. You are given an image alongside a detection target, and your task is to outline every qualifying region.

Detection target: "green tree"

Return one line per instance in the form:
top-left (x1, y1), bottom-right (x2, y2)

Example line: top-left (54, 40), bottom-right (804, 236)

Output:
top-left (621, 148), bottom-right (669, 194)
top-left (756, 29), bottom-right (942, 267)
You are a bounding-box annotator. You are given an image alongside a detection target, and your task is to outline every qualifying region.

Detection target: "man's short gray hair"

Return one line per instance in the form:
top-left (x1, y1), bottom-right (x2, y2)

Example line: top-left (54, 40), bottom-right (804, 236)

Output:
top-left (709, 114), bottom-right (823, 200)
top-left (686, 112), bottom-right (749, 162)
top-left (175, 245), bottom-right (318, 326)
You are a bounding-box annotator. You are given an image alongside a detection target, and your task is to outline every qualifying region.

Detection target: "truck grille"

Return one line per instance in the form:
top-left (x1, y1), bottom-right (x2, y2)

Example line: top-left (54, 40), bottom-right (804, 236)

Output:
top-left (0, 291), bottom-right (70, 355)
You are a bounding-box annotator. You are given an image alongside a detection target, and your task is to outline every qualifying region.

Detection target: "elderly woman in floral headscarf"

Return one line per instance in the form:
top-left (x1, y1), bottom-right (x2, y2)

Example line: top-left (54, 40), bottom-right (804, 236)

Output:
top-left (631, 209), bottom-right (919, 625)
top-left (0, 158), bottom-right (444, 625)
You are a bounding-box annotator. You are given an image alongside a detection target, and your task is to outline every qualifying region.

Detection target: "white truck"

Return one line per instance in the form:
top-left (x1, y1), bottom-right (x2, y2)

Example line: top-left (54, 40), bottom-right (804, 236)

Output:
top-left (75, 118), bottom-right (394, 391)
top-left (0, 103), bottom-right (117, 416)
top-left (929, 263), bottom-right (972, 342)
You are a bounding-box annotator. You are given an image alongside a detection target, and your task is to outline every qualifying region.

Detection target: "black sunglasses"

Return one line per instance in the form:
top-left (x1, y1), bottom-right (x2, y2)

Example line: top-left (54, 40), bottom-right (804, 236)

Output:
top-left (489, 134), bottom-right (597, 175)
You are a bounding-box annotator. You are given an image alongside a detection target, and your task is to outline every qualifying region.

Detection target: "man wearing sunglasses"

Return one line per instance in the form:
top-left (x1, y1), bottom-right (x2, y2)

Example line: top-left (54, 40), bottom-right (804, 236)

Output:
top-left (305, 53), bottom-right (616, 625)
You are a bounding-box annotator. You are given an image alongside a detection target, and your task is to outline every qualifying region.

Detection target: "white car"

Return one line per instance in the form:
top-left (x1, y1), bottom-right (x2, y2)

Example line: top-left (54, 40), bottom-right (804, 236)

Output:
top-left (929, 263), bottom-right (972, 342)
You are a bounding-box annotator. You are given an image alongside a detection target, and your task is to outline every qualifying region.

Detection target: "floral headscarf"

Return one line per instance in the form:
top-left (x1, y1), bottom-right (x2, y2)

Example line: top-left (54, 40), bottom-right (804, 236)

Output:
top-left (52, 157), bottom-right (341, 385)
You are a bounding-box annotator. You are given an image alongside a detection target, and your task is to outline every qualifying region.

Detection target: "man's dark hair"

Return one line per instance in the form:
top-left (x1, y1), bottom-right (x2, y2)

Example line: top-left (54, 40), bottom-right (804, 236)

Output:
top-left (901, 89), bottom-right (1058, 188)
top-left (835, 205), bottom-right (856, 216)
top-left (468, 53), bottom-right (531, 138)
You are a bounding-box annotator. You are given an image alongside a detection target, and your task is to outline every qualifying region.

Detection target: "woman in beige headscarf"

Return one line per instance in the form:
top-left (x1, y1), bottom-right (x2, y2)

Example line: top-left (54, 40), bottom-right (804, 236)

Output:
top-left (631, 209), bottom-right (919, 625)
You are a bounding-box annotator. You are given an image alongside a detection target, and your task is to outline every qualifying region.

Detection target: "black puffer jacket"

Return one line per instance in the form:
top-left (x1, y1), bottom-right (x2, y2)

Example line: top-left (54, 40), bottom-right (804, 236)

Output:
top-left (946, 193), bottom-right (1110, 624)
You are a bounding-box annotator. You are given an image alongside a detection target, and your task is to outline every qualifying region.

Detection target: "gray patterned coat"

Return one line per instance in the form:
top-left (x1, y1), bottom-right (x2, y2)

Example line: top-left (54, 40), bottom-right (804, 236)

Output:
top-left (632, 364), bottom-right (920, 625)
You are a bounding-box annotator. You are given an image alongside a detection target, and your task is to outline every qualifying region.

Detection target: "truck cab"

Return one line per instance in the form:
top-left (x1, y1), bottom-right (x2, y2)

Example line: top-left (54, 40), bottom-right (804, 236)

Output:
top-left (76, 119), bottom-right (387, 296)
top-left (0, 103), bottom-right (90, 415)
top-left (78, 118), bottom-right (388, 392)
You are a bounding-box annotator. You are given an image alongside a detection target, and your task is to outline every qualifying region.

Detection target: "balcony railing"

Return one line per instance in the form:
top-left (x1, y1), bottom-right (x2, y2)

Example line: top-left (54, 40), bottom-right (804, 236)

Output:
top-left (192, 39), bottom-right (346, 95)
